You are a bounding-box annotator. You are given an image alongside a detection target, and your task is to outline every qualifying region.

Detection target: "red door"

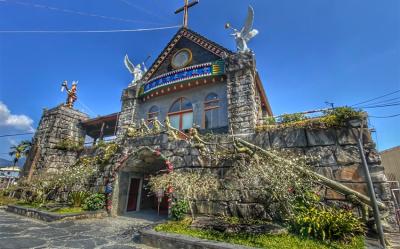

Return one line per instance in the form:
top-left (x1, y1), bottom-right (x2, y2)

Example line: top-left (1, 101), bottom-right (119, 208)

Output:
top-left (127, 178), bottom-right (141, 211)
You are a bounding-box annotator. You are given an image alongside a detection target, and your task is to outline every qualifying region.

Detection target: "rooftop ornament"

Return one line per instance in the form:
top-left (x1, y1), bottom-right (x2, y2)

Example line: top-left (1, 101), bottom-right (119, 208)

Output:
top-left (225, 5), bottom-right (259, 52)
top-left (61, 80), bottom-right (78, 108)
top-left (124, 54), bottom-right (148, 86)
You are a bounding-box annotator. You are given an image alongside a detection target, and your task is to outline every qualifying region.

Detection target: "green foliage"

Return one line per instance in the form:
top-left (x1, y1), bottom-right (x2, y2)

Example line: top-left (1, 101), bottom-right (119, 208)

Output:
top-left (222, 216), bottom-right (269, 225)
top-left (293, 191), bottom-right (322, 212)
top-left (227, 150), bottom-right (316, 221)
top-left (53, 207), bottom-right (83, 214)
top-left (55, 138), bottom-right (84, 152)
top-left (82, 193), bottom-right (105, 211)
top-left (279, 113), bottom-right (307, 123)
top-left (14, 159), bottom-right (96, 205)
top-left (171, 200), bottom-right (189, 220)
top-left (148, 171), bottom-right (219, 219)
top-left (264, 116), bottom-right (276, 125)
top-left (291, 206), bottom-right (365, 242)
top-left (96, 142), bottom-right (119, 165)
top-left (0, 194), bottom-right (18, 206)
top-left (155, 219), bottom-right (364, 249)
top-left (9, 140), bottom-right (32, 166)
top-left (321, 107), bottom-right (363, 127)
top-left (257, 106), bottom-right (363, 131)
top-left (69, 191), bottom-right (89, 207)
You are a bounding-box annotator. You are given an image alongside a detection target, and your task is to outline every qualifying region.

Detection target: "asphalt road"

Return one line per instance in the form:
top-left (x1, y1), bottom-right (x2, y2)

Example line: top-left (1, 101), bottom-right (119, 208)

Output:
top-left (0, 209), bottom-right (160, 249)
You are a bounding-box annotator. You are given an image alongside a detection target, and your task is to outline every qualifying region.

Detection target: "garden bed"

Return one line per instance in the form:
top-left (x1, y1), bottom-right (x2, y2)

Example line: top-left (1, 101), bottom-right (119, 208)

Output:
top-left (144, 219), bottom-right (365, 249)
top-left (6, 204), bottom-right (107, 222)
top-left (141, 229), bottom-right (257, 249)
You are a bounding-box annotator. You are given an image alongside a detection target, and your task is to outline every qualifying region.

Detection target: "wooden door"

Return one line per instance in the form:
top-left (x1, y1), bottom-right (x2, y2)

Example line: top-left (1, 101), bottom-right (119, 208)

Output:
top-left (127, 178), bottom-right (141, 212)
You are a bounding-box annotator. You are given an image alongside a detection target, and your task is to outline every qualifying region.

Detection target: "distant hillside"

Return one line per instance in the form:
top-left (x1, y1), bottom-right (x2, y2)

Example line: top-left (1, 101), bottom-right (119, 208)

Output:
top-left (0, 158), bottom-right (26, 167)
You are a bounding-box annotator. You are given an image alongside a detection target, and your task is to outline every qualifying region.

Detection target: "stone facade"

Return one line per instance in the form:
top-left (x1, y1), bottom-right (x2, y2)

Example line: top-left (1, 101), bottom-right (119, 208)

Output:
top-left (226, 52), bottom-right (258, 134)
top-left (82, 119), bottom-right (395, 229)
top-left (23, 105), bottom-right (88, 175)
top-left (116, 85), bottom-right (138, 138)
top-left (22, 28), bottom-right (396, 230)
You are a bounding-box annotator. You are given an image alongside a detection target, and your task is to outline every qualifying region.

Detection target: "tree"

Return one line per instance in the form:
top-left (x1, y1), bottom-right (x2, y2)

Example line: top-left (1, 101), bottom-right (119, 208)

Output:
top-left (9, 140), bottom-right (32, 166)
top-left (148, 171), bottom-right (220, 219)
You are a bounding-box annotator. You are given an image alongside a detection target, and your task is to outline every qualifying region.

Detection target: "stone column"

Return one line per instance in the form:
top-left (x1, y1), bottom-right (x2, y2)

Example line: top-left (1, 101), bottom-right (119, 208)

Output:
top-left (23, 105), bottom-right (89, 176)
top-left (116, 84), bottom-right (138, 139)
top-left (225, 51), bottom-right (258, 134)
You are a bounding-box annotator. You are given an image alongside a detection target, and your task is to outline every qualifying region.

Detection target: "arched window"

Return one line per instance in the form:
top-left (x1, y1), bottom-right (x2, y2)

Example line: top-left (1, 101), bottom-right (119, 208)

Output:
top-left (147, 105), bottom-right (160, 124)
top-left (168, 97), bottom-right (193, 130)
top-left (204, 93), bottom-right (220, 129)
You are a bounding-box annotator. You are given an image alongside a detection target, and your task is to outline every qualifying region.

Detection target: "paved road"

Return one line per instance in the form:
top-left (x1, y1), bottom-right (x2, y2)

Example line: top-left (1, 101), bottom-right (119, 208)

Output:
top-left (0, 209), bottom-right (161, 249)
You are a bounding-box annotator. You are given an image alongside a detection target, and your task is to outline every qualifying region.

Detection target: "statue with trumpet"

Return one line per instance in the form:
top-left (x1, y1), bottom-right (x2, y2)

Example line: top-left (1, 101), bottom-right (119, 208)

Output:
top-left (61, 80), bottom-right (78, 108)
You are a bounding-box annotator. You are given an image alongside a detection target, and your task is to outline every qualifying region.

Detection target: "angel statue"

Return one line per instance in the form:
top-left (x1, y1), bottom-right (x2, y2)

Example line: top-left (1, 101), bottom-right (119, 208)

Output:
top-left (124, 54), bottom-right (147, 85)
top-left (61, 80), bottom-right (78, 108)
top-left (225, 5), bottom-right (259, 52)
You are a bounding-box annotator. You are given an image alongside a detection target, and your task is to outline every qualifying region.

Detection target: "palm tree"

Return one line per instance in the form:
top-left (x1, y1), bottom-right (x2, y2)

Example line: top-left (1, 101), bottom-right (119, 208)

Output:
top-left (9, 140), bottom-right (32, 166)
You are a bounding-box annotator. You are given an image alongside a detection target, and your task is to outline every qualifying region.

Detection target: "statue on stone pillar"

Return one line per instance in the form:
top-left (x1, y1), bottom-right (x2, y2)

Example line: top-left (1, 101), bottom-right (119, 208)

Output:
top-left (225, 5), bottom-right (259, 52)
top-left (124, 54), bottom-right (148, 86)
top-left (61, 80), bottom-right (78, 108)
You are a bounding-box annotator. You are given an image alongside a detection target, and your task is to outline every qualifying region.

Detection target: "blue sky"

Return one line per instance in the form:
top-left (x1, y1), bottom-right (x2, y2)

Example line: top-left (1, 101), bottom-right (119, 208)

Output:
top-left (0, 0), bottom-right (399, 160)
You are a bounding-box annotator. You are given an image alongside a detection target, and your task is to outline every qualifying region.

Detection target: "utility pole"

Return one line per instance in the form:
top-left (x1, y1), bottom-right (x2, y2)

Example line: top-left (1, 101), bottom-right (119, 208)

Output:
top-left (356, 118), bottom-right (386, 248)
top-left (325, 101), bottom-right (334, 109)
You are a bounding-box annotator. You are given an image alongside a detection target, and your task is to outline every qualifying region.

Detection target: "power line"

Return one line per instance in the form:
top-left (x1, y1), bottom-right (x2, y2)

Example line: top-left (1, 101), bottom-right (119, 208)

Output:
top-left (0, 25), bottom-right (181, 33)
top-left (116, 0), bottom-right (171, 22)
top-left (359, 102), bottom-right (400, 109)
top-left (362, 97), bottom-right (400, 106)
top-left (0, 0), bottom-right (165, 25)
top-left (0, 132), bottom-right (34, 138)
top-left (351, 89), bottom-right (400, 107)
top-left (369, 113), bottom-right (400, 118)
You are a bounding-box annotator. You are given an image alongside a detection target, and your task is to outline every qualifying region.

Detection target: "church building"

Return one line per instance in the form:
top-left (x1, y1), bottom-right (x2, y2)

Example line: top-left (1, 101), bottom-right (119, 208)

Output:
top-left (23, 4), bottom-right (275, 215)
top-left (21, 3), bottom-right (395, 229)
top-left (117, 27), bottom-right (272, 138)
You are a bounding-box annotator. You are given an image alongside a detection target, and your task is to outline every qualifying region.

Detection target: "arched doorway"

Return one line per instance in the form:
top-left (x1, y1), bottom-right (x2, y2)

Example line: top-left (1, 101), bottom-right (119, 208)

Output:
top-left (112, 148), bottom-right (169, 216)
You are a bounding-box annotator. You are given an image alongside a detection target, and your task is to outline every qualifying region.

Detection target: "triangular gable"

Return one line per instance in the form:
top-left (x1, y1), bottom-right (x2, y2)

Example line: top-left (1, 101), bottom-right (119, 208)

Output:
top-left (143, 28), bottom-right (232, 82)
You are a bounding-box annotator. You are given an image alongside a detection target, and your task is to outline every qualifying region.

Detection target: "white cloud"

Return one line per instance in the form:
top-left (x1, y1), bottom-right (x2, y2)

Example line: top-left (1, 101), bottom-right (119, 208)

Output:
top-left (0, 101), bottom-right (34, 132)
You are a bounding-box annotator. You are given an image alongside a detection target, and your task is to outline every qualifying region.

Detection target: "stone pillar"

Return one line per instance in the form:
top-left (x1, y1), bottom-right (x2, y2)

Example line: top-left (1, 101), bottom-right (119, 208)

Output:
top-left (225, 51), bottom-right (258, 134)
top-left (116, 84), bottom-right (138, 139)
top-left (23, 105), bottom-right (89, 176)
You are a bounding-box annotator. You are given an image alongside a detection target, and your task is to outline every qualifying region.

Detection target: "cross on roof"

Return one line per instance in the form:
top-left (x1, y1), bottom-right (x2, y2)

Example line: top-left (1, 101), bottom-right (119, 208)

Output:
top-left (174, 0), bottom-right (199, 28)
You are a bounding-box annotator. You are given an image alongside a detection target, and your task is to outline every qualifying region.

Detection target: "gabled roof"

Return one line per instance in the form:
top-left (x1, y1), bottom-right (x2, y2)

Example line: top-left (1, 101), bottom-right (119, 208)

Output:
top-left (143, 27), bottom-right (233, 82)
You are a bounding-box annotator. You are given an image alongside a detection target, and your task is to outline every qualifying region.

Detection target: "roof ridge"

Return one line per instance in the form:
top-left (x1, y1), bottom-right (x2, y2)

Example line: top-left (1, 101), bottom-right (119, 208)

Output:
top-left (142, 27), bottom-right (233, 82)
top-left (380, 145), bottom-right (400, 153)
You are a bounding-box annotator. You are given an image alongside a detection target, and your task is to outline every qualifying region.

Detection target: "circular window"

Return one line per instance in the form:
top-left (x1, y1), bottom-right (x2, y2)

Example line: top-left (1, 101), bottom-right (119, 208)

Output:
top-left (171, 48), bottom-right (192, 69)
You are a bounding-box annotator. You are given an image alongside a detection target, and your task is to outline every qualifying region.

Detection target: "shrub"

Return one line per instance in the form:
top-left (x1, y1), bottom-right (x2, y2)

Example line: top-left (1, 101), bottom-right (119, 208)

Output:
top-left (322, 107), bottom-right (362, 127)
top-left (55, 138), bottom-right (84, 152)
top-left (148, 171), bottom-right (220, 219)
top-left (279, 113), bottom-right (307, 123)
top-left (69, 191), bottom-right (89, 207)
top-left (156, 218), bottom-right (365, 249)
top-left (264, 116), bottom-right (276, 125)
top-left (291, 205), bottom-right (364, 242)
top-left (82, 193), bottom-right (105, 211)
top-left (0, 195), bottom-right (18, 206)
top-left (171, 200), bottom-right (189, 220)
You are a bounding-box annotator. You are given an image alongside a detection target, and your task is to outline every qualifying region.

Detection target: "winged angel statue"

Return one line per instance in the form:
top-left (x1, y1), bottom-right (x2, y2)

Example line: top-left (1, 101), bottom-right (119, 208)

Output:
top-left (225, 5), bottom-right (259, 52)
top-left (124, 54), bottom-right (147, 85)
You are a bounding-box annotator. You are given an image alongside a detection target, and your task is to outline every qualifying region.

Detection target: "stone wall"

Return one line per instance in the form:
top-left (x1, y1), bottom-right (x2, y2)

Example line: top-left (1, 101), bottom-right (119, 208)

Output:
top-left (226, 52), bottom-right (258, 134)
top-left (116, 85), bottom-right (138, 138)
top-left (190, 122), bottom-right (396, 229)
top-left (23, 105), bottom-right (88, 175)
top-left (248, 125), bottom-right (390, 203)
top-left (97, 119), bottom-right (395, 228)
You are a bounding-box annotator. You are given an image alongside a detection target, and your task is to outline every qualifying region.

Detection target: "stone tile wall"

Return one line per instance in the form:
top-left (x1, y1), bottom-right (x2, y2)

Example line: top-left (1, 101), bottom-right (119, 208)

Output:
top-left (23, 105), bottom-right (88, 175)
